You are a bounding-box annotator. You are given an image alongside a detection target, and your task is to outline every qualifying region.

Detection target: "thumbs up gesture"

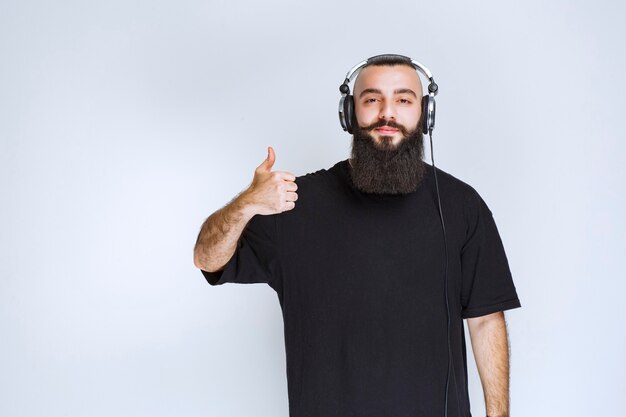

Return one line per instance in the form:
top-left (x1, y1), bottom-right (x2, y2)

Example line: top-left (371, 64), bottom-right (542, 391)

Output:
top-left (244, 146), bottom-right (298, 215)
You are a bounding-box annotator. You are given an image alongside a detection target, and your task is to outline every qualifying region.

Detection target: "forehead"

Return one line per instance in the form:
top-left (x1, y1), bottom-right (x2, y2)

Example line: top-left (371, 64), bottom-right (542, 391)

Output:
top-left (354, 65), bottom-right (423, 95)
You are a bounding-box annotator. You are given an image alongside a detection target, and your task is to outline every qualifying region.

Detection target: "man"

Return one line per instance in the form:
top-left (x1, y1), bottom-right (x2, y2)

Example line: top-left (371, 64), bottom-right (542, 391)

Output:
top-left (193, 54), bottom-right (521, 417)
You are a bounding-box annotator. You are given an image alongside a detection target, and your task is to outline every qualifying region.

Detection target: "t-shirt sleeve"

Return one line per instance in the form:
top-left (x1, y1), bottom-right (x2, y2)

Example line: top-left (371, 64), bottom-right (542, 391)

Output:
top-left (460, 189), bottom-right (521, 319)
top-left (200, 213), bottom-right (280, 288)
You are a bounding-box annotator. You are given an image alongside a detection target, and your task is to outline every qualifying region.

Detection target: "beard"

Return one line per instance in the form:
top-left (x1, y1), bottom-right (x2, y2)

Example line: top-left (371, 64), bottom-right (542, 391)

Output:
top-left (348, 119), bottom-right (426, 195)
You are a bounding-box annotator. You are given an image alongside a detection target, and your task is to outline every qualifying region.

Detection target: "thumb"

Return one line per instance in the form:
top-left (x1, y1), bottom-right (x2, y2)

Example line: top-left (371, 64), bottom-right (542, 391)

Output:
top-left (257, 146), bottom-right (276, 172)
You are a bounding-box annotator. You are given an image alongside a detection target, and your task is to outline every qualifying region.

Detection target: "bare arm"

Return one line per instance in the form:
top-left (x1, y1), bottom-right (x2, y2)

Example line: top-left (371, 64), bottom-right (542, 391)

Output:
top-left (193, 146), bottom-right (297, 273)
top-left (466, 311), bottom-right (511, 417)
top-left (193, 191), bottom-right (258, 272)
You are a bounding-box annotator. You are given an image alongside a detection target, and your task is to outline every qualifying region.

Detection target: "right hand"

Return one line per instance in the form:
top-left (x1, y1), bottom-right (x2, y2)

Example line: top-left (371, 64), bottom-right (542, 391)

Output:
top-left (244, 146), bottom-right (298, 215)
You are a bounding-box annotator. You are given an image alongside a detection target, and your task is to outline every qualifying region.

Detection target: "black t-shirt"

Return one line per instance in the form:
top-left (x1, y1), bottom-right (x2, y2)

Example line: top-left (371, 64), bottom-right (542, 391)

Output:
top-left (201, 159), bottom-right (521, 417)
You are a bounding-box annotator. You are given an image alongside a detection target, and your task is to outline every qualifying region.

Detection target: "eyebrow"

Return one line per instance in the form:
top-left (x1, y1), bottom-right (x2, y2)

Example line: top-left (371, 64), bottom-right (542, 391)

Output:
top-left (358, 88), bottom-right (418, 98)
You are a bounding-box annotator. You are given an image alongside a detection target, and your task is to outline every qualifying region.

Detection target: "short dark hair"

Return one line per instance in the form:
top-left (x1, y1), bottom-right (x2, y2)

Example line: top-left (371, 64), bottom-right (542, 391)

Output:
top-left (363, 54), bottom-right (414, 70)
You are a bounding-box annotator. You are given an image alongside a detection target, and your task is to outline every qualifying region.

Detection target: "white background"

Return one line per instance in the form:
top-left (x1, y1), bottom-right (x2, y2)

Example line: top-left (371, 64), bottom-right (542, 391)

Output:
top-left (1, 0), bottom-right (624, 416)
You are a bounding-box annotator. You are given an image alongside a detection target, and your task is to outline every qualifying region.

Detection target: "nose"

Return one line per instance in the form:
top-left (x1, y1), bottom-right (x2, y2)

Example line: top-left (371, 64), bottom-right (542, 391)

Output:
top-left (378, 100), bottom-right (396, 121)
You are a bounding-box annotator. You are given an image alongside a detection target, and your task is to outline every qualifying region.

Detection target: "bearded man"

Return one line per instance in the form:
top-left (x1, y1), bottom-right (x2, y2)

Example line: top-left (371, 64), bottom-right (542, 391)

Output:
top-left (193, 54), bottom-right (521, 417)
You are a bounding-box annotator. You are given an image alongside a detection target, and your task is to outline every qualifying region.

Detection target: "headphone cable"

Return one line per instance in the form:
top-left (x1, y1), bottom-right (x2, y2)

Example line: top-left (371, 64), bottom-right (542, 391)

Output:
top-left (428, 128), bottom-right (453, 417)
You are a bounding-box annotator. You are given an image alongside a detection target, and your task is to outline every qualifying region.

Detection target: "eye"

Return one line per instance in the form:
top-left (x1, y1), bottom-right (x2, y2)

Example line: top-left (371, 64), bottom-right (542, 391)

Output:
top-left (364, 98), bottom-right (378, 103)
top-left (398, 98), bottom-right (412, 104)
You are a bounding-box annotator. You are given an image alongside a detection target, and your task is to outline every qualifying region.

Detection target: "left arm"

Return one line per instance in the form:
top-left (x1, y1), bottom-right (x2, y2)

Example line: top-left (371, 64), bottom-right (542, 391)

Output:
top-left (466, 311), bottom-right (511, 417)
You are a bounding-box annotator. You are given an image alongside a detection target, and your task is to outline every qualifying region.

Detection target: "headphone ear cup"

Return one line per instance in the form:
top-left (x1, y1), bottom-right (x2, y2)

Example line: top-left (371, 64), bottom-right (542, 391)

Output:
top-left (344, 95), bottom-right (355, 134)
top-left (421, 95), bottom-right (429, 134)
top-left (421, 95), bottom-right (436, 134)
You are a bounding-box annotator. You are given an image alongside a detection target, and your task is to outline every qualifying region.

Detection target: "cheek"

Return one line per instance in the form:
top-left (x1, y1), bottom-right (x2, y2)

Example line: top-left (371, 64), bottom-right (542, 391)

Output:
top-left (398, 108), bottom-right (421, 128)
top-left (355, 105), bottom-right (377, 125)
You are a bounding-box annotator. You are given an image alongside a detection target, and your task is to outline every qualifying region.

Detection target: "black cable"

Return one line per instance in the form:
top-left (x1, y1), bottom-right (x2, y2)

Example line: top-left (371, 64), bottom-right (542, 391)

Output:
top-left (428, 129), bottom-right (452, 417)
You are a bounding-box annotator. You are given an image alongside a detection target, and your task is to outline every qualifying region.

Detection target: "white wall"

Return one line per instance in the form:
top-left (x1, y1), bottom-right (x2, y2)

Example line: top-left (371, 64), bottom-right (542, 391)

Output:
top-left (1, 0), bottom-right (624, 416)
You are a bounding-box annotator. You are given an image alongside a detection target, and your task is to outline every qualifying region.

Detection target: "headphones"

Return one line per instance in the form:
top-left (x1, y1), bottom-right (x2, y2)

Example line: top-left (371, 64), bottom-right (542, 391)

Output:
top-left (338, 54), bottom-right (439, 135)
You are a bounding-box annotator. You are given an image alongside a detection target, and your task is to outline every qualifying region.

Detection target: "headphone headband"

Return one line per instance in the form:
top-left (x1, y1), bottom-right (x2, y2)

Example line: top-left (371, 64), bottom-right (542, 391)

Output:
top-left (341, 54), bottom-right (438, 97)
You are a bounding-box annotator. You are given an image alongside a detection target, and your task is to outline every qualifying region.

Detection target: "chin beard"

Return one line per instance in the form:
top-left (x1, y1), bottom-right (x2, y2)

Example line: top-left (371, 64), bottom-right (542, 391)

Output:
top-left (349, 120), bottom-right (426, 195)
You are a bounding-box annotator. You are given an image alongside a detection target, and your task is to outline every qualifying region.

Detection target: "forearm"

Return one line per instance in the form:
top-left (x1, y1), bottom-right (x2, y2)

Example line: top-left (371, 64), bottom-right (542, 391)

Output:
top-left (467, 312), bottom-right (510, 417)
top-left (193, 147), bottom-right (297, 272)
top-left (193, 190), bottom-right (258, 272)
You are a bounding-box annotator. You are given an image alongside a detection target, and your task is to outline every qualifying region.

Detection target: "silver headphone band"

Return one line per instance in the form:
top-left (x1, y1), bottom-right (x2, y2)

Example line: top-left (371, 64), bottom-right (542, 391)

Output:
top-left (410, 59), bottom-right (434, 81)
top-left (342, 56), bottom-right (437, 96)
top-left (343, 60), bottom-right (368, 83)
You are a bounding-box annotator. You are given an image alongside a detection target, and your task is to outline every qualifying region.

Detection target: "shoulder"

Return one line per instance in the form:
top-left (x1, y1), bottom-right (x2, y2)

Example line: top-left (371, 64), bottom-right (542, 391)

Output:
top-left (424, 162), bottom-right (481, 203)
top-left (422, 163), bottom-right (492, 227)
top-left (281, 160), bottom-right (348, 215)
top-left (295, 160), bottom-right (347, 188)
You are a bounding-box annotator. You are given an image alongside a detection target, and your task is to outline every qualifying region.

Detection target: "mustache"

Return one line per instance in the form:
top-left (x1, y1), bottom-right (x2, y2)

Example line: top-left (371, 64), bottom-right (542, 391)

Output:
top-left (359, 119), bottom-right (410, 136)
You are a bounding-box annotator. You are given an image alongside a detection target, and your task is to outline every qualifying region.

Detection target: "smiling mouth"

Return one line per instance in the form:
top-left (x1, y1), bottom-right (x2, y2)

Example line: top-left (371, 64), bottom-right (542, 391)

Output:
top-left (375, 127), bottom-right (399, 134)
